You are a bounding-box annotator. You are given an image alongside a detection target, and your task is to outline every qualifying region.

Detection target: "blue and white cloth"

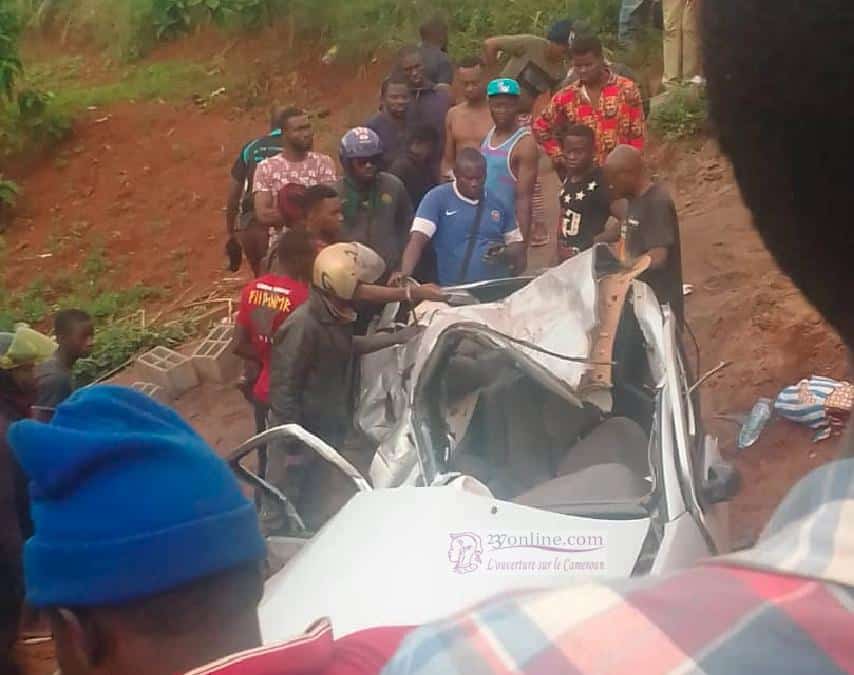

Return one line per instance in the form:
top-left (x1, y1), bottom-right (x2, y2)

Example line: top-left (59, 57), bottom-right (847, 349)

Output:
top-left (774, 375), bottom-right (852, 442)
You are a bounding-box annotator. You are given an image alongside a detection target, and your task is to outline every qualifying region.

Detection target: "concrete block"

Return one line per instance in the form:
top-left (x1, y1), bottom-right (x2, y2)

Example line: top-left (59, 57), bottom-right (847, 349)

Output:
top-left (136, 346), bottom-right (199, 398)
top-left (130, 381), bottom-right (171, 405)
top-left (206, 324), bottom-right (234, 343)
top-left (192, 325), bottom-right (240, 384)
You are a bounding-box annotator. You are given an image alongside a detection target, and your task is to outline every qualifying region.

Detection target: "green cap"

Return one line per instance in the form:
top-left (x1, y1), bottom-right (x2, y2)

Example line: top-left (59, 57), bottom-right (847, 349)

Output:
top-left (487, 78), bottom-right (520, 97)
top-left (0, 325), bottom-right (56, 370)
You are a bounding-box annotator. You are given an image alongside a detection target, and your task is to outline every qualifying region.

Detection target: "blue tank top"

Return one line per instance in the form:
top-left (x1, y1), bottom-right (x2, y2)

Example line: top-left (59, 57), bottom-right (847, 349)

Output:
top-left (481, 125), bottom-right (530, 216)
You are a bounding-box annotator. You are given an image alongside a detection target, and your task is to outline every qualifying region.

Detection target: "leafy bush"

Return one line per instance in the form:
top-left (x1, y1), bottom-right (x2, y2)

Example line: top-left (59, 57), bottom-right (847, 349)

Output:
top-left (17, 0), bottom-right (622, 61)
top-left (16, 0), bottom-right (273, 58)
top-left (16, 87), bottom-right (71, 139)
top-left (0, 239), bottom-right (180, 383)
top-left (0, 176), bottom-right (19, 208)
top-left (0, 86), bottom-right (72, 156)
top-left (649, 86), bottom-right (708, 140)
top-left (0, 4), bottom-right (22, 99)
top-left (285, 0), bottom-right (621, 61)
top-left (74, 320), bottom-right (193, 385)
top-left (0, 58), bottom-right (211, 156)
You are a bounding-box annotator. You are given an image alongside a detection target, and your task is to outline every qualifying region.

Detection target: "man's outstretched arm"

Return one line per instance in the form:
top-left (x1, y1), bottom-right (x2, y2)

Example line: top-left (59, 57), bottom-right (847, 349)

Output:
top-left (396, 230), bottom-right (430, 283)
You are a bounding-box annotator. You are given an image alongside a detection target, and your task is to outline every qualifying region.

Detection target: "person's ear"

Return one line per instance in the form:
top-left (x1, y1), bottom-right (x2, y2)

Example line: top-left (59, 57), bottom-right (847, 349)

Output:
top-left (52, 608), bottom-right (110, 673)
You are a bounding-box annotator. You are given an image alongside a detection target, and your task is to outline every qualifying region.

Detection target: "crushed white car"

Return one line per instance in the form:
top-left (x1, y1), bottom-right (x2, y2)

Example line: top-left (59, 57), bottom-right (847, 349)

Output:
top-left (229, 246), bottom-right (740, 643)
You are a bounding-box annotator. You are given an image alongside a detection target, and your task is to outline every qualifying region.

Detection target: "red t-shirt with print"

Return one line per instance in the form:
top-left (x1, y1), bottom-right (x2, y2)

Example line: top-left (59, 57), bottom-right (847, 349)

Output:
top-left (236, 273), bottom-right (309, 404)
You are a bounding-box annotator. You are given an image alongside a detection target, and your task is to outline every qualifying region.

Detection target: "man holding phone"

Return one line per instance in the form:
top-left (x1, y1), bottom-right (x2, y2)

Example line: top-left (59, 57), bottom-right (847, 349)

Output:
top-left (393, 148), bottom-right (524, 286)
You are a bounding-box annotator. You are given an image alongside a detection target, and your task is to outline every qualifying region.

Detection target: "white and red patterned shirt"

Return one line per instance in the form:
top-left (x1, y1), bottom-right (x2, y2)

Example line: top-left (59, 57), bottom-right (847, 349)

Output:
top-left (252, 152), bottom-right (338, 195)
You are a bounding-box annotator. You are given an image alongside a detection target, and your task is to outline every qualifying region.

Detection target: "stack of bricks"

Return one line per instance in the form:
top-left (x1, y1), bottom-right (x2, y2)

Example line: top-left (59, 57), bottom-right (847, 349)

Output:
top-left (136, 346), bottom-right (199, 400)
top-left (191, 324), bottom-right (240, 385)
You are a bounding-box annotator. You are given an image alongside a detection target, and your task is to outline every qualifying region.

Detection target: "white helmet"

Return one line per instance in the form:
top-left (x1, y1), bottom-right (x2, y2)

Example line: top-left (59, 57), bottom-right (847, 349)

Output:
top-left (313, 242), bottom-right (386, 300)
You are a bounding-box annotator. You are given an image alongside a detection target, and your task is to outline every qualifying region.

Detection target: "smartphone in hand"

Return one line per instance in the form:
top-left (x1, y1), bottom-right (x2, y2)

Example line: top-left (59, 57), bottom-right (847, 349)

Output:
top-left (482, 243), bottom-right (507, 262)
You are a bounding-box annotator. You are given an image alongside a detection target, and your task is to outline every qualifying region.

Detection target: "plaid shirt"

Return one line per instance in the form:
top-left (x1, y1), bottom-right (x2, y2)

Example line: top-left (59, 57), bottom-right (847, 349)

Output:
top-left (533, 70), bottom-right (645, 166)
top-left (383, 457), bottom-right (854, 675)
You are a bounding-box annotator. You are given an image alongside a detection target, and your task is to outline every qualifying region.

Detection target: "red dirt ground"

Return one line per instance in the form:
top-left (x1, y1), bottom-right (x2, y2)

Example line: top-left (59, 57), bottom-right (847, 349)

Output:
top-left (5, 36), bottom-right (388, 299)
top-left (7, 31), bottom-right (850, 675)
top-left (661, 145), bottom-right (847, 541)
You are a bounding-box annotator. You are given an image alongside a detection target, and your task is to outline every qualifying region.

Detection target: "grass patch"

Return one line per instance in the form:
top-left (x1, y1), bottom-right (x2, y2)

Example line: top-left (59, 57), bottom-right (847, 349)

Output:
top-left (73, 320), bottom-right (193, 386)
top-left (20, 56), bottom-right (217, 110)
top-left (285, 0), bottom-right (622, 61)
top-left (0, 272), bottom-right (192, 385)
top-left (16, 0), bottom-right (279, 60)
top-left (0, 239), bottom-right (194, 384)
top-left (50, 60), bottom-right (216, 109)
top-left (0, 57), bottom-right (220, 156)
top-left (17, 0), bottom-right (624, 62)
top-left (649, 86), bottom-right (708, 141)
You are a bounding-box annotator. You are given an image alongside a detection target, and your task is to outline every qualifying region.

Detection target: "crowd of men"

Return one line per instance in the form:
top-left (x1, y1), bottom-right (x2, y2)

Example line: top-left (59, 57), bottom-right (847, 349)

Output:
top-left (223, 19), bottom-right (685, 519)
top-left (3, 1), bottom-right (854, 673)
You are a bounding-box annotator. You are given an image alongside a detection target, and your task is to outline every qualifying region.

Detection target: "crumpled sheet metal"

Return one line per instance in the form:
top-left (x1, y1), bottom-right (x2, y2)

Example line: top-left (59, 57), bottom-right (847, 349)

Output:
top-left (361, 248), bottom-right (666, 488)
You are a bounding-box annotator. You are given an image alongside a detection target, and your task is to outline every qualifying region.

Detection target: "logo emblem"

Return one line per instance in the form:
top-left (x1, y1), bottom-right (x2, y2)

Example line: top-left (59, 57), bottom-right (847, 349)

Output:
top-left (445, 210), bottom-right (458, 216)
top-left (491, 210), bottom-right (501, 222)
top-left (448, 532), bottom-right (483, 574)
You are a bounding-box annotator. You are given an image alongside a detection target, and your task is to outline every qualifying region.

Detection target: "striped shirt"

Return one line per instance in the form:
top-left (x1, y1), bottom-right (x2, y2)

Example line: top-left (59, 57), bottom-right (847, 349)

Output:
top-left (775, 375), bottom-right (852, 442)
top-left (383, 456), bottom-right (854, 675)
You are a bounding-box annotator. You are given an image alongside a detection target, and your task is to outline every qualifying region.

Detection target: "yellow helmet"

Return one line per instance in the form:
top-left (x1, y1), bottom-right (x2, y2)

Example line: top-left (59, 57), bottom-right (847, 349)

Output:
top-left (0, 325), bottom-right (57, 370)
top-left (313, 242), bottom-right (386, 300)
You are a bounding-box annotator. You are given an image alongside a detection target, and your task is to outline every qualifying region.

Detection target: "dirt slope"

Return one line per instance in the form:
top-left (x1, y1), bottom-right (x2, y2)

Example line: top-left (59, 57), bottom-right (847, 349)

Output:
top-left (660, 144), bottom-right (847, 542)
top-left (4, 51), bottom-right (388, 298)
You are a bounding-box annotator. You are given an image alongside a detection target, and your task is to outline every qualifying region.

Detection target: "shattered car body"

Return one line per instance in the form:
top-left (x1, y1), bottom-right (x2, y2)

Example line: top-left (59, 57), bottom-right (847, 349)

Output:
top-left (238, 246), bottom-right (739, 642)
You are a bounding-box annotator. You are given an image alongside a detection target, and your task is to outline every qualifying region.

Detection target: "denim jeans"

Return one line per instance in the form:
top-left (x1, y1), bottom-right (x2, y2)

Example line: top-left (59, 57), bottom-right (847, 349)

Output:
top-left (619, 0), bottom-right (649, 42)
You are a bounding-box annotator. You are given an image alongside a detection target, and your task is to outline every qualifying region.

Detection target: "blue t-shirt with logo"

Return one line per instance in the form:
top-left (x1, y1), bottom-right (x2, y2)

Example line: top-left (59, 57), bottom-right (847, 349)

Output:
top-left (412, 182), bottom-right (520, 285)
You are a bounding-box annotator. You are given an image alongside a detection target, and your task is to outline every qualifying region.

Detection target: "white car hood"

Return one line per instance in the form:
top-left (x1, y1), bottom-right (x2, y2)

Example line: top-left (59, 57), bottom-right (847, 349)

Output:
top-left (259, 486), bottom-right (649, 642)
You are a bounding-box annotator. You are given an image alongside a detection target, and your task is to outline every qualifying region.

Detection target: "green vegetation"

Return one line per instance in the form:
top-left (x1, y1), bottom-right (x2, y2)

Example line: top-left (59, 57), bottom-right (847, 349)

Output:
top-left (0, 56), bottom-right (218, 156)
top-left (15, 0), bottom-right (282, 59)
top-left (25, 56), bottom-right (215, 107)
top-left (649, 86), bottom-right (708, 141)
top-left (307, 0), bottom-right (621, 60)
top-left (15, 0), bottom-right (622, 60)
top-left (0, 176), bottom-right (19, 207)
top-left (74, 321), bottom-right (193, 386)
top-left (0, 242), bottom-right (194, 384)
top-left (0, 3), bottom-right (22, 98)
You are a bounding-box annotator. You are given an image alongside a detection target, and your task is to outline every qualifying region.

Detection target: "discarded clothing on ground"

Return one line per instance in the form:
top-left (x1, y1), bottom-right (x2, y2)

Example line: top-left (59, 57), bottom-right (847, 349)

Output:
top-left (774, 375), bottom-right (853, 442)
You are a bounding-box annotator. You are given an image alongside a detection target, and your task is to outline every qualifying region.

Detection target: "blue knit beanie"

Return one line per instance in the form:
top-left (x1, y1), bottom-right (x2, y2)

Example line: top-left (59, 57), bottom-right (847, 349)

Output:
top-left (8, 385), bottom-right (267, 608)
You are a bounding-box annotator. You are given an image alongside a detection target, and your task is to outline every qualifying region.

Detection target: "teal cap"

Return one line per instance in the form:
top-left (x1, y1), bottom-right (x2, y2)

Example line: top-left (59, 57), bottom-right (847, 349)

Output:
top-left (487, 78), bottom-right (520, 97)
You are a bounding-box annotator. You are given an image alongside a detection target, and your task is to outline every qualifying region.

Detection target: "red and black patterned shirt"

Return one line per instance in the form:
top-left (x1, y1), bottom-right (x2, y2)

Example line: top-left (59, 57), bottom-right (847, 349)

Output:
top-left (534, 70), bottom-right (646, 165)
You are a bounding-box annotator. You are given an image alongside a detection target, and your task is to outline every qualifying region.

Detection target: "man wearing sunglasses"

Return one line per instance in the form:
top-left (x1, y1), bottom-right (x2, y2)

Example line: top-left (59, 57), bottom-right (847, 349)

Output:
top-left (335, 127), bottom-right (414, 276)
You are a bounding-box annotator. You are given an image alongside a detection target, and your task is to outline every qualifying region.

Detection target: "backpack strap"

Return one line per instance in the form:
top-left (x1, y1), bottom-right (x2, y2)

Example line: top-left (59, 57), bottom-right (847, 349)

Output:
top-left (457, 196), bottom-right (488, 284)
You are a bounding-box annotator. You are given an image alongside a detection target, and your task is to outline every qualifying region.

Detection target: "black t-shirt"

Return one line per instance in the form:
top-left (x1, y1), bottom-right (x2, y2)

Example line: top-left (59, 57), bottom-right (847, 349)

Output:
top-left (558, 167), bottom-right (611, 258)
top-left (626, 182), bottom-right (684, 321)
top-left (231, 130), bottom-right (284, 214)
top-left (419, 44), bottom-right (454, 86)
top-left (388, 155), bottom-right (437, 208)
top-left (365, 113), bottom-right (406, 169)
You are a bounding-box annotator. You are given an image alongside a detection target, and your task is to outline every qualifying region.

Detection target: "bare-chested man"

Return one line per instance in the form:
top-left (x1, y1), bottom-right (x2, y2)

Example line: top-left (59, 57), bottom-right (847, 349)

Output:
top-left (441, 56), bottom-right (493, 179)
